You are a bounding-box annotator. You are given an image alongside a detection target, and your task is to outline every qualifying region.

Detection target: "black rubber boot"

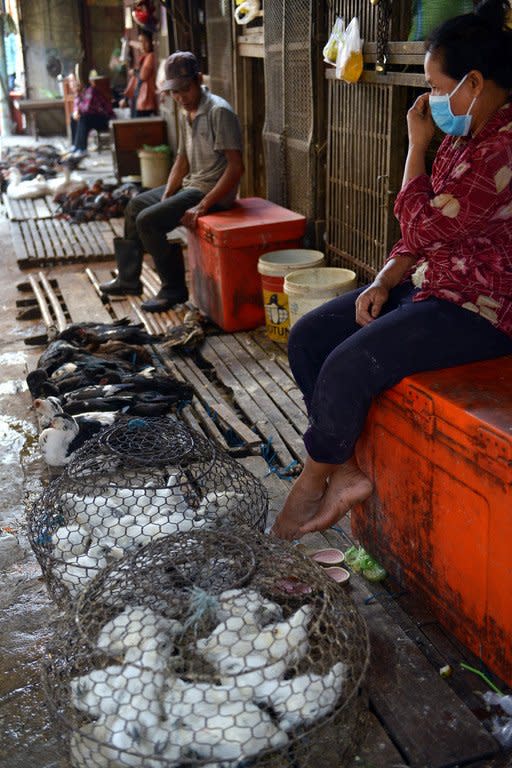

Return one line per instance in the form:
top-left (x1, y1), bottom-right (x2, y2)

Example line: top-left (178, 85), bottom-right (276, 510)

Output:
top-left (141, 243), bottom-right (188, 313)
top-left (100, 238), bottom-right (143, 296)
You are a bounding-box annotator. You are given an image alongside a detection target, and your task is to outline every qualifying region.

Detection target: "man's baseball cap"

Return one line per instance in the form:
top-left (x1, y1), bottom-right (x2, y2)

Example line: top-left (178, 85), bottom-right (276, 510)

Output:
top-left (161, 51), bottom-right (200, 92)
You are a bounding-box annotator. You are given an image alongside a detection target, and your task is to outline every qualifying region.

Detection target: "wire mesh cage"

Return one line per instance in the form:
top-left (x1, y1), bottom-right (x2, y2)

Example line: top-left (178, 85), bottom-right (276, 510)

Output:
top-left (42, 529), bottom-right (369, 768)
top-left (28, 417), bottom-right (269, 606)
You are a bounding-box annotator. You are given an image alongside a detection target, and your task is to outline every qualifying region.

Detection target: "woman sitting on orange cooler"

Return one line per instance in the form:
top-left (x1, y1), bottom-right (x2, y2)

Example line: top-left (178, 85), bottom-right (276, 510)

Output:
top-left (272, 0), bottom-right (512, 540)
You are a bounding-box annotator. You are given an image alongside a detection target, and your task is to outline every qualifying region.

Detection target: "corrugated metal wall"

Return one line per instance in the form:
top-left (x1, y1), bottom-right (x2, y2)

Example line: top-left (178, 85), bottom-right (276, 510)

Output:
top-left (205, 0), bottom-right (235, 106)
top-left (262, 0), bottom-right (319, 240)
top-left (326, 80), bottom-right (406, 282)
top-left (325, 1), bottom-right (409, 282)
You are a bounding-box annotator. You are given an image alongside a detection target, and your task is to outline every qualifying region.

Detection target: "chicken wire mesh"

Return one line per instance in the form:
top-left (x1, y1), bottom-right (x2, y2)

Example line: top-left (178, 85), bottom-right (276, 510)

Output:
top-left (28, 417), bottom-right (268, 606)
top-left (42, 529), bottom-right (369, 768)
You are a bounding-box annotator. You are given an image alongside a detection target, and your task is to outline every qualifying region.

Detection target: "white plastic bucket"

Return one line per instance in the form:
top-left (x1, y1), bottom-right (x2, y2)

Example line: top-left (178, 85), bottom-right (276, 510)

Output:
top-left (284, 267), bottom-right (357, 327)
top-left (138, 149), bottom-right (171, 188)
top-left (257, 249), bottom-right (325, 342)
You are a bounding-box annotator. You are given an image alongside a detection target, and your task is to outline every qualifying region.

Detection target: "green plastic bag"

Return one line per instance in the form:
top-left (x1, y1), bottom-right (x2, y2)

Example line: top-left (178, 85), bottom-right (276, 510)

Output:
top-left (408, 0), bottom-right (474, 41)
top-left (344, 545), bottom-right (387, 582)
top-left (142, 144), bottom-right (170, 154)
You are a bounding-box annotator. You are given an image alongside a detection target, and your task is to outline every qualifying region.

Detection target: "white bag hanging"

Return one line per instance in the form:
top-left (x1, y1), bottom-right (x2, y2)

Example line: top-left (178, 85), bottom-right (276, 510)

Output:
top-left (323, 17), bottom-right (345, 66)
top-left (336, 17), bottom-right (364, 83)
top-left (234, 0), bottom-right (261, 25)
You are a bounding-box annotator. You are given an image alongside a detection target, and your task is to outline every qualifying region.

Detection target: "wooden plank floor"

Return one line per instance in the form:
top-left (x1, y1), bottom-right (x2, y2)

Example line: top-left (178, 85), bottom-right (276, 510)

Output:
top-left (12, 219), bottom-right (123, 269)
top-left (14, 258), bottom-right (512, 768)
top-left (3, 193), bottom-right (58, 220)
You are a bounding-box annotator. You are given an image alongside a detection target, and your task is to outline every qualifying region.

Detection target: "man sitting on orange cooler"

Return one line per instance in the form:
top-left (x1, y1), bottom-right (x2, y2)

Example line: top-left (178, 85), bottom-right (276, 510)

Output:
top-left (100, 51), bottom-right (244, 313)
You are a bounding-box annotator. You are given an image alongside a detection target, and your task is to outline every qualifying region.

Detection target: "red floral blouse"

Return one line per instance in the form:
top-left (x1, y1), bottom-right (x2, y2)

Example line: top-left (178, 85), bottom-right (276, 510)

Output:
top-left (390, 101), bottom-right (512, 336)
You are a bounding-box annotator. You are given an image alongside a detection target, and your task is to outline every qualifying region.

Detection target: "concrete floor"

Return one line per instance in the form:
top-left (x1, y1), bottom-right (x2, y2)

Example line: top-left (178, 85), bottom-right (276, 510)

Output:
top-left (0, 135), bottom-right (117, 767)
top-left (0, 207), bottom-right (63, 767)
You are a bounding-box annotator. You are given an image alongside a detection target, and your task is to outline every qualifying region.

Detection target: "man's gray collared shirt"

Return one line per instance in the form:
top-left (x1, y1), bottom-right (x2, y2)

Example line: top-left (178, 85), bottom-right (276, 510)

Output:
top-left (177, 87), bottom-right (243, 207)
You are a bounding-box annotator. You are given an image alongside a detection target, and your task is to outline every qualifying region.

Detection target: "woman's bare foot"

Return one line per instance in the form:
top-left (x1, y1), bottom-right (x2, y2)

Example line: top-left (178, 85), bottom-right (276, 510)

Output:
top-left (270, 458), bottom-right (332, 540)
top-left (298, 459), bottom-right (372, 535)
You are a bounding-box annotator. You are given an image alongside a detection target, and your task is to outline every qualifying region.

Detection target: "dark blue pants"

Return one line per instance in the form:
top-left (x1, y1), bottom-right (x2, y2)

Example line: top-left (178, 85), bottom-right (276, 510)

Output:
top-left (71, 114), bottom-right (109, 151)
top-left (123, 186), bottom-right (203, 296)
top-left (288, 282), bottom-right (512, 464)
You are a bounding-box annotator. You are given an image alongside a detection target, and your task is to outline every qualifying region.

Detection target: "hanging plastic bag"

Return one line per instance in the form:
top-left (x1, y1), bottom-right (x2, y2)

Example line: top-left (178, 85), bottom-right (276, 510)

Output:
top-left (323, 16), bottom-right (345, 66)
top-left (336, 17), bottom-right (364, 83)
top-left (234, 0), bottom-right (261, 25)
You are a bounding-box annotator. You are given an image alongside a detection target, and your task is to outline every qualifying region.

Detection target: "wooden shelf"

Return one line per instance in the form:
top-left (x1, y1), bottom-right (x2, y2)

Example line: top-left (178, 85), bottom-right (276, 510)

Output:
top-left (324, 40), bottom-right (426, 88)
top-left (325, 65), bottom-right (426, 88)
top-left (237, 27), bottom-right (264, 59)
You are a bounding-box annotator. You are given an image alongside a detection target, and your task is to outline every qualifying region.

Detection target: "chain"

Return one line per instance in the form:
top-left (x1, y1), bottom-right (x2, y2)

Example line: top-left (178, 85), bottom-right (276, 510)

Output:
top-left (376, 0), bottom-right (392, 74)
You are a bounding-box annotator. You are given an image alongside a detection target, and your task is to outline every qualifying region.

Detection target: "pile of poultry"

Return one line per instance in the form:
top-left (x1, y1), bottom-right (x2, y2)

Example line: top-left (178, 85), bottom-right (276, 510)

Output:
top-left (54, 179), bottom-right (139, 223)
top-left (26, 319), bottom-right (194, 467)
top-left (0, 144), bottom-right (65, 189)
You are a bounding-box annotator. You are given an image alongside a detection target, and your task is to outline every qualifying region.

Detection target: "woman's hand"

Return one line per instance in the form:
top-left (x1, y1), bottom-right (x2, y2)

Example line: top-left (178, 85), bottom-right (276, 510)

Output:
top-left (355, 282), bottom-right (389, 326)
top-left (407, 92), bottom-right (435, 151)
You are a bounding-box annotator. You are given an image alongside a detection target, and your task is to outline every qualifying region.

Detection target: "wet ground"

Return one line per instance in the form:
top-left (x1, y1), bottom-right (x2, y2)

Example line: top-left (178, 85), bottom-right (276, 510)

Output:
top-left (0, 219), bottom-right (64, 767)
top-left (0, 135), bottom-right (116, 767)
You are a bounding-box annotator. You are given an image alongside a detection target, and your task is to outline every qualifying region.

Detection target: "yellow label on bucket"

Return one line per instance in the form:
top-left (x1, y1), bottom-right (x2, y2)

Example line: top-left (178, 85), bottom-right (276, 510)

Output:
top-left (262, 288), bottom-right (290, 342)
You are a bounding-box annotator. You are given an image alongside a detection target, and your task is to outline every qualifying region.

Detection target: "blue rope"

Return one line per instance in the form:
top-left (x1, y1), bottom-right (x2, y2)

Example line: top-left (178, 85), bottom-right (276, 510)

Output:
top-left (259, 437), bottom-right (298, 480)
top-left (182, 586), bottom-right (219, 631)
top-left (203, 403), bottom-right (246, 448)
top-left (127, 417), bottom-right (149, 429)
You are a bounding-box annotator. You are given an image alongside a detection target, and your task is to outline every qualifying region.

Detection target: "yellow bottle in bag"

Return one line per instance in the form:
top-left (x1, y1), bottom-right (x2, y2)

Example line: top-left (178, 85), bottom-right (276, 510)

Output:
top-left (341, 50), bottom-right (363, 83)
top-left (336, 17), bottom-right (363, 84)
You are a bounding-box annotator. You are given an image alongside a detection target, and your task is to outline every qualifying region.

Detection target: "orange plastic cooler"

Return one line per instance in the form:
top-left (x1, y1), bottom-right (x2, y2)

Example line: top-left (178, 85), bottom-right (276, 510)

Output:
top-left (186, 198), bottom-right (306, 332)
top-left (352, 356), bottom-right (512, 685)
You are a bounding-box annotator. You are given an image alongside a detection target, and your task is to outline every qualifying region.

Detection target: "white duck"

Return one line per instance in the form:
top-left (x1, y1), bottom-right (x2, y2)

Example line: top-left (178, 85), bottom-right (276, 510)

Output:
top-left (196, 604), bottom-right (313, 676)
top-left (96, 605), bottom-right (183, 657)
top-left (51, 522), bottom-right (91, 560)
top-left (39, 412), bottom-right (79, 466)
top-left (215, 588), bottom-right (283, 627)
top-left (38, 412), bottom-right (107, 466)
top-left (33, 395), bottom-right (63, 429)
top-left (179, 700), bottom-right (288, 762)
top-left (53, 552), bottom-right (107, 599)
top-left (6, 167), bottom-right (49, 199)
top-left (253, 660), bottom-right (347, 731)
top-left (47, 165), bottom-right (86, 199)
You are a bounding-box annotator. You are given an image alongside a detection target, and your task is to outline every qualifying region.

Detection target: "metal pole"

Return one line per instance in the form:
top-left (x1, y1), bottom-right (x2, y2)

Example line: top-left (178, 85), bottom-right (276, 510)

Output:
top-left (0, 1), bottom-right (12, 136)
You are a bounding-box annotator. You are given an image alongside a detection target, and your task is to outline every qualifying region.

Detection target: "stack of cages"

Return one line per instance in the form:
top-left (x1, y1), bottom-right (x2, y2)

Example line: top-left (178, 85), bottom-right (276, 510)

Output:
top-left (42, 529), bottom-right (370, 768)
top-left (28, 416), bottom-right (269, 607)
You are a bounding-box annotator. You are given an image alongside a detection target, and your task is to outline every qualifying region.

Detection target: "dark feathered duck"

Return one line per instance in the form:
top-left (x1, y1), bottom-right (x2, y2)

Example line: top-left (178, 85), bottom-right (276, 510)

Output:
top-left (58, 319), bottom-right (158, 347)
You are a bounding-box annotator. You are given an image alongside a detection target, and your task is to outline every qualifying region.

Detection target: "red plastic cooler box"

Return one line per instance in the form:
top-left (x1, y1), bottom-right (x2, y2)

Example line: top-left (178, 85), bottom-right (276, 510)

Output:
top-left (352, 356), bottom-right (512, 685)
top-left (186, 197), bottom-right (306, 332)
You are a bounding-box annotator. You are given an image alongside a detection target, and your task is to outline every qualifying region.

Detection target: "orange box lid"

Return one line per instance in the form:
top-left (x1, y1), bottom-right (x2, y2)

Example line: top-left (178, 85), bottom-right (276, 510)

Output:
top-left (406, 355), bottom-right (512, 438)
top-left (195, 197), bottom-right (306, 248)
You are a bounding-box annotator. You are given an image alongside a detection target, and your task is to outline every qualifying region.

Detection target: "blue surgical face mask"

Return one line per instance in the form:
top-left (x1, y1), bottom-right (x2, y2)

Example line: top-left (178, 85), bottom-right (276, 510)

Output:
top-left (428, 74), bottom-right (477, 136)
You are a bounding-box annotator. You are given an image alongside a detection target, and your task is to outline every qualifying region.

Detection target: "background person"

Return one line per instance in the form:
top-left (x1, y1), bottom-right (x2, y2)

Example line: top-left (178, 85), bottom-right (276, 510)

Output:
top-left (271, 0), bottom-right (512, 540)
top-left (121, 30), bottom-right (157, 117)
top-left (100, 50), bottom-right (244, 312)
top-left (69, 75), bottom-right (114, 157)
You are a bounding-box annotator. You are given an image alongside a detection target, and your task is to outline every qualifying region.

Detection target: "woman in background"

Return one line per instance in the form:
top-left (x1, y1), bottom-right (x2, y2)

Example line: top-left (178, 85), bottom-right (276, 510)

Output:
top-left (69, 75), bottom-right (114, 157)
top-left (121, 30), bottom-right (157, 117)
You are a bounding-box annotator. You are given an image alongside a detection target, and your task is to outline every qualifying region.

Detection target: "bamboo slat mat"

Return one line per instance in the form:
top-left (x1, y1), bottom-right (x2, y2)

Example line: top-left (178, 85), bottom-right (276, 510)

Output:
top-left (3, 194), bottom-right (58, 220)
top-left (12, 218), bottom-right (122, 268)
